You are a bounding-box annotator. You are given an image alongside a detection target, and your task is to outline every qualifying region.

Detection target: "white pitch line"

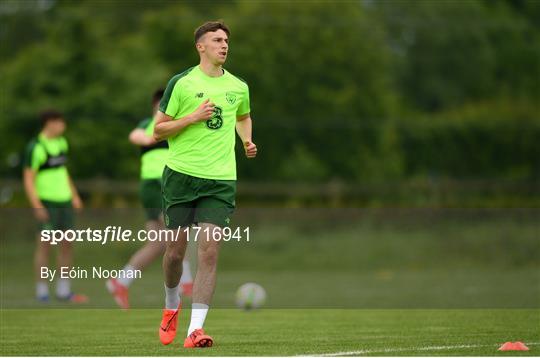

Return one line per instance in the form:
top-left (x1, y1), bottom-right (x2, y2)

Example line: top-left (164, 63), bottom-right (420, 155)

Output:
top-left (299, 342), bottom-right (539, 357)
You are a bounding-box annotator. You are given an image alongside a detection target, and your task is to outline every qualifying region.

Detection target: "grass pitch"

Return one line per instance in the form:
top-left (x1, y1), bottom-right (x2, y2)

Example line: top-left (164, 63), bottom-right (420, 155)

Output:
top-left (1, 209), bottom-right (538, 355)
top-left (1, 308), bottom-right (538, 356)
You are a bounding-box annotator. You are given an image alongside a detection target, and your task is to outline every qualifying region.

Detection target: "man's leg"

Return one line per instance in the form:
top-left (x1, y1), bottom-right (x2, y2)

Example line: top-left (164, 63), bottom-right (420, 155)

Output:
top-left (34, 235), bottom-right (51, 301)
top-left (56, 239), bottom-right (88, 302)
top-left (159, 168), bottom-right (202, 345)
top-left (132, 179), bottom-right (169, 277)
top-left (192, 223), bottom-right (221, 304)
top-left (53, 204), bottom-right (87, 303)
top-left (163, 228), bottom-right (189, 290)
top-left (131, 220), bottom-right (167, 269)
top-left (184, 180), bottom-right (234, 348)
top-left (159, 226), bottom-right (189, 345)
top-left (135, 182), bottom-right (169, 274)
top-left (56, 239), bottom-right (72, 298)
top-left (184, 223), bottom-right (221, 348)
top-left (107, 220), bottom-right (166, 309)
top-left (141, 220), bottom-right (193, 291)
top-left (133, 177), bottom-right (193, 294)
top-left (157, 217), bottom-right (194, 296)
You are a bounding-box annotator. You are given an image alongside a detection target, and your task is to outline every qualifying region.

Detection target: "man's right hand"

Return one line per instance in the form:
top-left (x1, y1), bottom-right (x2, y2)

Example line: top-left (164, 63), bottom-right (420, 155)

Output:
top-left (190, 99), bottom-right (215, 123)
top-left (33, 207), bottom-right (49, 222)
top-left (154, 100), bottom-right (214, 141)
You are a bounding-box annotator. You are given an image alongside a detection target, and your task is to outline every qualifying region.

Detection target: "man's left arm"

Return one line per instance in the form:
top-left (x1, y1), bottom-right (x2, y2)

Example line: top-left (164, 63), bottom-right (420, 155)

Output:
top-left (236, 113), bottom-right (257, 159)
top-left (68, 174), bottom-right (84, 210)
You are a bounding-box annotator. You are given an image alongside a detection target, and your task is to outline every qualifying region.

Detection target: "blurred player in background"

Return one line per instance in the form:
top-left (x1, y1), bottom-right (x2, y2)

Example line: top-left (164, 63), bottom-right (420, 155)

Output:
top-left (23, 109), bottom-right (87, 303)
top-left (106, 89), bottom-right (193, 309)
top-left (154, 21), bottom-right (257, 348)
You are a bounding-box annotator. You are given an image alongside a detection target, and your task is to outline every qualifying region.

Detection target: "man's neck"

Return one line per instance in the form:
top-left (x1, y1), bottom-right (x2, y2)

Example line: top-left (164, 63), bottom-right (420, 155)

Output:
top-left (40, 129), bottom-right (57, 139)
top-left (199, 60), bottom-right (224, 78)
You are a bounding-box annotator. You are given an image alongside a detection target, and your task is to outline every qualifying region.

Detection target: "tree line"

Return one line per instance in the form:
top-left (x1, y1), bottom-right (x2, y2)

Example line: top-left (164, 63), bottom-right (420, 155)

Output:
top-left (1, 0), bottom-right (538, 182)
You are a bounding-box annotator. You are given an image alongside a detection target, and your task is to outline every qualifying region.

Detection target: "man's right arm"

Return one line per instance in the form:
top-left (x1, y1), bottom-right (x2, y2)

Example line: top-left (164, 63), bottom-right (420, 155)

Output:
top-left (23, 168), bottom-right (49, 221)
top-left (23, 168), bottom-right (42, 208)
top-left (22, 143), bottom-right (49, 221)
top-left (154, 99), bottom-right (215, 141)
top-left (129, 128), bottom-right (156, 146)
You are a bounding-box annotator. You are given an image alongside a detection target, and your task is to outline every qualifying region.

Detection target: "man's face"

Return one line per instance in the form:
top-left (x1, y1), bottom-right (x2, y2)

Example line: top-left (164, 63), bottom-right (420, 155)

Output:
top-left (198, 29), bottom-right (229, 65)
top-left (46, 118), bottom-right (66, 136)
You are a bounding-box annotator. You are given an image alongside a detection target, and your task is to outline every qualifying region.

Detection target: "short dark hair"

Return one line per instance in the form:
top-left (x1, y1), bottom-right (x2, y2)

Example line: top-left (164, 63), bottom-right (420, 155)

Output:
top-left (194, 21), bottom-right (230, 43)
top-left (39, 109), bottom-right (64, 127)
top-left (152, 88), bottom-right (165, 105)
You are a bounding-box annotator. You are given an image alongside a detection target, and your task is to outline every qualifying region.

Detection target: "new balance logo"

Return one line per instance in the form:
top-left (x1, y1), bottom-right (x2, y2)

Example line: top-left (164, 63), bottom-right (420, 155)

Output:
top-left (195, 92), bottom-right (204, 98)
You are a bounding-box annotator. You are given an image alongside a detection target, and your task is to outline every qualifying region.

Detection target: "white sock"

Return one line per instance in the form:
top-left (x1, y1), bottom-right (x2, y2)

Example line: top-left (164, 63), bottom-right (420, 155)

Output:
top-left (117, 264), bottom-right (137, 287)
top-left (164, 283), bottom-right (181, 310)
top-left (180, 260), bottom-right (193, 284)
top-left (56, 278), bottom-right (71, 298)
top-left (187, 303), bottom-right (209, 336)
top-left (36, 281), bottom-right (49, 298)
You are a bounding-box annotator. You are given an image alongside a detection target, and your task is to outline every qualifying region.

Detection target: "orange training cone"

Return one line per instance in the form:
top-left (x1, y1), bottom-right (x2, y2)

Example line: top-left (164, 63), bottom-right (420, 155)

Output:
top-left (498, 341), bottom-right (529, 351)
top-left (514, 342), bottom-right (530, 351)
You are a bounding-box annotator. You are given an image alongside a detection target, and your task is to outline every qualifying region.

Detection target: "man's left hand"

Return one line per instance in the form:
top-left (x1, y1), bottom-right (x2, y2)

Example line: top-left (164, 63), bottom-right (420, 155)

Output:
top-left (72, 196), bottom-right (84, 211)
top-left (244, 141), bottom-right (257, 159)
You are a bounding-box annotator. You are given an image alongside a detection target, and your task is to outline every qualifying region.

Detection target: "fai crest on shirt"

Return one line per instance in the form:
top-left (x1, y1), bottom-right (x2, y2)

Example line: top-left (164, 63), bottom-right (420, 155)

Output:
top-left (225, 92), bottom-right (236, 105)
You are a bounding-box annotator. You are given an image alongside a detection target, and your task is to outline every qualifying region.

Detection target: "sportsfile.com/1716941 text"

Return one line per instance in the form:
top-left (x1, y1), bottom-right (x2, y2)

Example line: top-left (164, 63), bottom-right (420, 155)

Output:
top-left (40, 226), bottom-right (251, 245)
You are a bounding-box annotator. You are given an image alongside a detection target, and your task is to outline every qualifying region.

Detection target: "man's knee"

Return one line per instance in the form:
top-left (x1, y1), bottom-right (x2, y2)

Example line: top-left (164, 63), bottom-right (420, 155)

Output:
top-left (165, 246), bottom-right (185, 264)
top-left (59, 241), bottom-right (72, 252)
top-left (198, 243), bottom-right (219, 268)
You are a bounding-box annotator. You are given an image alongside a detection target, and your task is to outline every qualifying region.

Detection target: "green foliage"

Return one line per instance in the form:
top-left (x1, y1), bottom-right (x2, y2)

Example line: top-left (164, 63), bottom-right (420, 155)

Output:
top-left (377, 0), bottom-right (540, 110)
top-left (1, 0), bottom-right (538, 183)
top-left (398, 98), bottom-right (540, 179)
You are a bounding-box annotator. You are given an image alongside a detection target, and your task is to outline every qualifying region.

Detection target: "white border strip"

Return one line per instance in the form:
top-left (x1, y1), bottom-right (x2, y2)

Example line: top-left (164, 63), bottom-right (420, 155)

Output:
top-left (299, 342), bottom-right (539, 357)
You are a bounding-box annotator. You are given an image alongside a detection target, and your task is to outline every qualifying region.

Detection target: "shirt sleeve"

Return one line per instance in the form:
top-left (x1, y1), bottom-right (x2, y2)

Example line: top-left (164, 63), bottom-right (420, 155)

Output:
top-left (237, 84), bottom-right (250, 116)
top-left (159, 75), bottom-right (183, 118)
top-left (23, 141), bottom-right (46, 171)
top-left (61, 137), bottom-right (69, 153)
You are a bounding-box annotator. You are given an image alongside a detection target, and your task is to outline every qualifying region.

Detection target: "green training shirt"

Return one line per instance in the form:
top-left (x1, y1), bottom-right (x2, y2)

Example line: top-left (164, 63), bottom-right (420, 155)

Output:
top-left (159, 65), bottom-right (250, 180)
top-left (23, 133), bottom-right (72, 202)
top-left (136, 117), bottom-right (168, 180)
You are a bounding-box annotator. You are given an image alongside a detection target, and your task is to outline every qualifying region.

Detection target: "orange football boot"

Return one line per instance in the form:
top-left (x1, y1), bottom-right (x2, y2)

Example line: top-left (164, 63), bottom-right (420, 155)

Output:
top-left (159, 307), bottom-right (180, 345)
top-left (106, 278), bottom-right (129, 309)
top-left (184, 328), bottom-right (213, 348)
top-left (68, 293), bottom-right (89, 303)
top-left (57, 293), bottom-right (89, 303)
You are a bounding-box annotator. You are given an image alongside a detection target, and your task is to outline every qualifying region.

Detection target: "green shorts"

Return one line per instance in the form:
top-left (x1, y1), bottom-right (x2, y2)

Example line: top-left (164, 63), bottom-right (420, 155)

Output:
top-left (41, 200), bottom-right (74, 231)
top-left (162, 166), bottom-right (236, 228)
top-left (140, 179), bottom-right (162, 221)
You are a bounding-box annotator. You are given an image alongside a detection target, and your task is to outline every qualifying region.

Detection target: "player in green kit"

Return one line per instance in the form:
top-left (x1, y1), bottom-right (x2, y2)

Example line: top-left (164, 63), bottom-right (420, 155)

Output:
top-left (23, 109), bottom-right (87, 303)
top-left (106, 89), bottom-right (193, 309)
top-left (153, 21), bottom-right (257, 348)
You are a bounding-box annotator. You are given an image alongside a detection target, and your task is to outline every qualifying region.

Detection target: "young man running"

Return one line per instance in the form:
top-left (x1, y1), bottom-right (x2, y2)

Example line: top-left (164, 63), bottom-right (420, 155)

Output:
top-left (106, 89), bottom-right (193, 309)
top-left (23, 109), bottom-right (87, 303)
top-left (154, 21), bottom-right (257, 348)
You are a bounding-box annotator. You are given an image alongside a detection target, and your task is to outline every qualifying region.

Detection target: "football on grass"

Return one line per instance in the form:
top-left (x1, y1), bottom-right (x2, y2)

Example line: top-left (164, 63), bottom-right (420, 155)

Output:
top-left (235, 282), bottom-right (266, 310)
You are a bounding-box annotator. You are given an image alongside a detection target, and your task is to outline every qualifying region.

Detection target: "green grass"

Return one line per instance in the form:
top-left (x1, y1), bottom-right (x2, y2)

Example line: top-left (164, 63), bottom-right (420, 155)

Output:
top-left (2, 268), bottom-right (539, 309)
top-left (1, 309), bottom-right (538, 356)
top-left (2, 209), bottom-right (538, 309)
top-left (2, 208), bottom-right (539, 273)
top-left (1, 208), bottom-right (538, 355)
